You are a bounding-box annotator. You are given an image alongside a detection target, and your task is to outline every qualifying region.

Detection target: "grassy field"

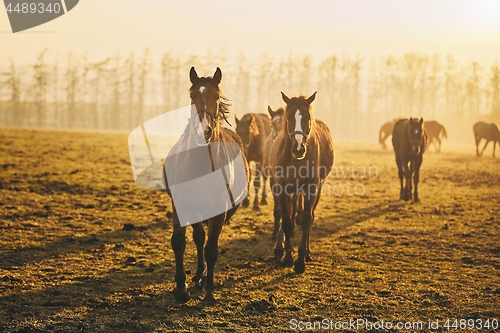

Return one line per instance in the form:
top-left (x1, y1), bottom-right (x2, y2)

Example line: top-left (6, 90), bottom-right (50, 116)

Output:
top-left (0, 128), bottom-right (499, 332)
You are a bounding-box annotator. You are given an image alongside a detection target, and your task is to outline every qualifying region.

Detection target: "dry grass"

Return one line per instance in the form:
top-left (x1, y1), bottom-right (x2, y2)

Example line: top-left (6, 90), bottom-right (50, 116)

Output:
top-left (0, 128), bottom-right (499, 332)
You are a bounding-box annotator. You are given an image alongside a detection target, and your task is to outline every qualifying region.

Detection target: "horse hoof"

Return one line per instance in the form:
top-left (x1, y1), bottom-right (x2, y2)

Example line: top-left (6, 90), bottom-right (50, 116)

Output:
top-left (305, 254), bottom-right (313, 262)
top-left (193, 275), bottom-right (206, 290)
top-left (413, 198), bottom-right (420, 203)
top-left (242, 198), bottom-right (250, 207)
top-left (202, 293), bottom-right (216, 305)
top-left (173, 288), bottom-right (190, 304)
top-left (260, 199), bottom-right (268, 205)
top-left (252, 205), bottom-right (260, 211)
top-left (283, 253), bottom-right (294, 267)
top-left (293, 261), bottom-right (306, 274)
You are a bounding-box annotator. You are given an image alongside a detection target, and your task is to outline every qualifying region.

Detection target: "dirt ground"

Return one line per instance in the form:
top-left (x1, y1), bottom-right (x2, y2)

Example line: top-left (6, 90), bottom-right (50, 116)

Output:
top-left (0, 128), bottom-right (499, 332)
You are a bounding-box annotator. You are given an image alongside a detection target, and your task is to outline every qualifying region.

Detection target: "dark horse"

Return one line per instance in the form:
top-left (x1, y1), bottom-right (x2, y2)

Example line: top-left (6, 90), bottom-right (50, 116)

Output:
top-left (473, 121), bottom-right (500, 158)
top-left (392, 118), bottom-right (427, 202)
top-left (235, 113), bottom-right (271, 209)
top-left (424, 120), bottom-right (447, 152)
top-left (269, 92), bottom-right (334, 273)
top-left (265, 106), bottom-right (304, 241)
top-left (164, 67), bottom-right (249, 303)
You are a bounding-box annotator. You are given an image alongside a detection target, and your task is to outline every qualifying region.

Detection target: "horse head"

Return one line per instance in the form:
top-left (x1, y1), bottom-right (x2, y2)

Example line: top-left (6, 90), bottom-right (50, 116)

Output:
top-left (235, 114), bottom-right (260, 152)
top-left (408, 117), bottom-right (425, 155)
top-left (189, 67), bottom-right (226, 146)
top-left (267, 106), bottom-right (285, 139)
top-left (281, 91), bottom-right (316, 160)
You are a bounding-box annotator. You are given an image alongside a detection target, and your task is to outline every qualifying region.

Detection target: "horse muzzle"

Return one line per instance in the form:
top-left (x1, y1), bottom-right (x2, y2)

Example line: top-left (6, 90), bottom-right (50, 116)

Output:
top-left (291, 142), bottom-right (307, 160)
top-left (195, 125), bottom-right (213, 146)
top-left (411, 144), bottom-right (421, 155)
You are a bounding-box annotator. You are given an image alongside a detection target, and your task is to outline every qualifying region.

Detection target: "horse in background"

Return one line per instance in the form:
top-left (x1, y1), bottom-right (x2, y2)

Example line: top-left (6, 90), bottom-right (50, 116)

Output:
top-left (269, 92), bottom-right (334, 274)
top-left (473, 121), bottom-right (500, 158)
top-left (392, 118), bottom-right (427, 202)
top-left (379, 118), bottom-right (403, 149)
top-left (235, 113), bottom-right (271, 210)
top-left (164, 67), bottom-right (249, 303)
top-left (263, 106), bottom-right (303, 240)
top-left (424, 120), bottom-right (447, 152)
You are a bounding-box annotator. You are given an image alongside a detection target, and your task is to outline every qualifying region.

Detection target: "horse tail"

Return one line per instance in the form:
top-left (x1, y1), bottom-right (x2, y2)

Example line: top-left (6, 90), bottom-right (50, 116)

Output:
top-left (379, 126), bottom-right (384, 144)
top-left (441, 125), bottom-right (448, 139)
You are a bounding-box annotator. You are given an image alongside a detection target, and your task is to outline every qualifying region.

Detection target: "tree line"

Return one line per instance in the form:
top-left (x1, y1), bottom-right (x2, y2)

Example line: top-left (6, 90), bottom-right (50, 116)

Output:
top-left (1, 48), bottom-right (498, 141)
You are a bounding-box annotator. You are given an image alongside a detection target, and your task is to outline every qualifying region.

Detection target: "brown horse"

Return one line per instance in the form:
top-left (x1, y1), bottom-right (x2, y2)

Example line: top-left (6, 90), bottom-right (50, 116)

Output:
top-left (379, 118), bottom-right (403, 149)
top-left (473, 121), bottom-right (500, 158)
top-left (379, 121), bottom-right (395, 149)
top-left (235, 113), bottom-right (271, 209)
top-left (264, 106), bottom-right (302, 240)
top-left (392, 118), bottom-right (427, 202)
top-left (164, 67), bottom-right (249, 303)
top-left (424, 120), bottom-right (447, 152)
top-left (269, 92), bottom-right (334, 273)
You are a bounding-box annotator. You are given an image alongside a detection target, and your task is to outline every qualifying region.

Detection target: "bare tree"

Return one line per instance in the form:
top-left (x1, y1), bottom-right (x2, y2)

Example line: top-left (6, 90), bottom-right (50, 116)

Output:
top-left (3, 59), bottom-right (22, 126)
top-left (490, 61), bottom-right (500, 118)
top-left (33, 48), bottom-right (49, 127)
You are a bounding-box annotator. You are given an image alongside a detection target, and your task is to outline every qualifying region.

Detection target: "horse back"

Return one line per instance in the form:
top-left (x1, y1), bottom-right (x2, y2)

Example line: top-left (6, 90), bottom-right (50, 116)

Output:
top-left (474, 121), bottom-right (500, 141)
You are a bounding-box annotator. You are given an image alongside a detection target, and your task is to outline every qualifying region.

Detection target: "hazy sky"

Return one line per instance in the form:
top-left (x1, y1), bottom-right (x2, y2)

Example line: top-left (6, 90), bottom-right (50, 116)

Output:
top-left (0, 0), bottom-right (499, 65)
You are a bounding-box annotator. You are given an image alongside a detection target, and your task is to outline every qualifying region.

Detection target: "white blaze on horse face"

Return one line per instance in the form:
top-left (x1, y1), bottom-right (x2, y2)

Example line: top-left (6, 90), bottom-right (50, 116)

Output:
top-left (198, 86), bottom-right (209, 134)
top-left (294, 109), bottom-right (302, 151)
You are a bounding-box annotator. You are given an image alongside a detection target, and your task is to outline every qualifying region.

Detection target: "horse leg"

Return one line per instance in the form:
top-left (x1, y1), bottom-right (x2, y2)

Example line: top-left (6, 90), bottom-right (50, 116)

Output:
top-left (279, 194), bottom-right (294, 266)
top-left (242, 164), bottom-right (251, 207)
top-left (260, 163), bottom-right (268, 205)
top-left (493, 141), bottom-right (497, 158)
top-left (294, 192), bottom-right (303, 226)
top-left (171, 211), bottom-right (190, 304)
top-left (203, 215), bottom-right (224, 303)
top-left (271, 177), bottom-right (281, 240)
top-left (413, 155), bottom-right (422, 202)
top-left (191, 222), bottom-right (206, 289)
top-left (273, 191), bottom-right (288, 263)
top-left (437, 138), bottom-right (442, 153)
top-left (475, 137), bottom-right (481, 156)
top-left (305, 187), bottom-right (321, 263)
top-left (294, 188), bottom-right (317, 274)
top-left (253, 162), bottom-right (262, 210)
top-left (480, 140), bottom-right (490, 157)
top-left (402, 160), bottom-right (411, 201)
top-left (396, 155), bottom-right (404, 200)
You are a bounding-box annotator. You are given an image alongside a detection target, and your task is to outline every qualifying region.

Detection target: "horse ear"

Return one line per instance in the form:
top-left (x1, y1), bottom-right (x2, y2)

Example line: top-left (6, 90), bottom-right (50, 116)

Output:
top-left (419, 118), bottom-right (424, 125)
top-left (235, 116), bottom-right (240, 126)
top-left (281, 92), bottom-right (291, 105)
top-left (213, 67), bottom-right (222, 85)
top-left (268, 106), bottom-right (276, 118)
top-left (189, 67), bottom-right (198, 84)
top-left (409, 117), bottom-right (413, 122)
top-left (306, 91), bottom-right (317, 104)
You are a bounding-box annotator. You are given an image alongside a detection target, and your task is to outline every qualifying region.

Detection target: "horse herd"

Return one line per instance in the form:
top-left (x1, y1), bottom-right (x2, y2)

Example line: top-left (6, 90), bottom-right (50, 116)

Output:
top-left (162, 67), bottom-right (500, 304)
